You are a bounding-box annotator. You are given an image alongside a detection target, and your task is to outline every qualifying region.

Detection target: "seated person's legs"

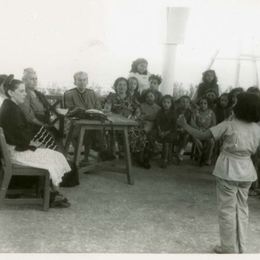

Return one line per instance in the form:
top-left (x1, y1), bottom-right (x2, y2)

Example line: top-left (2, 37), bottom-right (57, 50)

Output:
top-left (176, 132), bottom-right (190, 161)
top-left (202, 138), bottom-right (215, 165)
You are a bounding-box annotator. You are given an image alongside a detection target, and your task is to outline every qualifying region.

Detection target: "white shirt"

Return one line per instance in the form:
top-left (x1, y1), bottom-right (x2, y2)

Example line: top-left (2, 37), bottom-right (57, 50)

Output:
top-left (128, 72), bottom-right (150, 93)
top-left (210, 119), bottom-right (260, 182)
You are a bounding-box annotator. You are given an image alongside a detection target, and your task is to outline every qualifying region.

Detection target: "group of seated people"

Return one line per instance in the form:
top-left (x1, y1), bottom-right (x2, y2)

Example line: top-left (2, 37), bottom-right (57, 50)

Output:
top-left (0, 58), bottom-right (260, 209)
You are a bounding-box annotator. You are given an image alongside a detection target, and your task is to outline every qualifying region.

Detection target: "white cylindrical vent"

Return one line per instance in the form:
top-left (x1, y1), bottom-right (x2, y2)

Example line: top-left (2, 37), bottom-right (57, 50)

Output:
top-left (162, 45), bottom-right (177, 95)
top-left (166, 7), bottom-right (190, 44)
top-left (161, 7), bottom-right (189, 95)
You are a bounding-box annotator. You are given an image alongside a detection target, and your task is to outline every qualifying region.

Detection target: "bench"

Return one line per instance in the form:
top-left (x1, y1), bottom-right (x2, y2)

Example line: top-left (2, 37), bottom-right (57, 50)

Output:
top-left (0, 127), bottom-right (50, 211)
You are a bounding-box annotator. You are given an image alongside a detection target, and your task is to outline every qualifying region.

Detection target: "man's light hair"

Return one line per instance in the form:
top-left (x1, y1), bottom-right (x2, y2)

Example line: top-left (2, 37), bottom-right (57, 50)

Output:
top-left (22, 67), bottom-right (37, 81)
top-left (73, 71), bottom-right (88, 83)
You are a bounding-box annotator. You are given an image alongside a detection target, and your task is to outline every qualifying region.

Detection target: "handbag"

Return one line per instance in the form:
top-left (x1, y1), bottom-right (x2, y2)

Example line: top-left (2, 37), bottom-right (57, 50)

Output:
top-left (67, 108), bottom-right (108, 122)
top-left (59, 161), bottom-right (79, 187)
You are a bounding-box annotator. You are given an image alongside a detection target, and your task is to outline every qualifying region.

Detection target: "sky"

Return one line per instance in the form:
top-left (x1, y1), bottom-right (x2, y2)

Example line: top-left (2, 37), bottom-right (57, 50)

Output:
top-left (1, 0), bottom-right (260, 93)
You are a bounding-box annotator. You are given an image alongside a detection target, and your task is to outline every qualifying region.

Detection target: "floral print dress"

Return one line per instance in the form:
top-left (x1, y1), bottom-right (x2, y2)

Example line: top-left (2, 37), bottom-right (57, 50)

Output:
top-left (105, 93), bottom-right (148, 153)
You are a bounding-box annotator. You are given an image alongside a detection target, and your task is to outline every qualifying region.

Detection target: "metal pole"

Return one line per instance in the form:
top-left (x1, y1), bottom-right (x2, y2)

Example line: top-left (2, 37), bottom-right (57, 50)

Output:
top-left (207, 49), bottom-right (220, 70)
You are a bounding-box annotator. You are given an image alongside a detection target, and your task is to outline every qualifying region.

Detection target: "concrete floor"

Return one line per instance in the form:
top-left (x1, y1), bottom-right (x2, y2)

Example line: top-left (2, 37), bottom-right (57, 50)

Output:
top-left (0, 158), bottom-right (260, 253)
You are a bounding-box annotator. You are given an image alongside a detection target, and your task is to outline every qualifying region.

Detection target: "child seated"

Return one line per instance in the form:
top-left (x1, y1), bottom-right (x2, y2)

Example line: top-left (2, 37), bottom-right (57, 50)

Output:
top-left (155, 95), bottom-right (177, 168)
top-left (205, 89), bottom-right (218, 111)
top-left (191, 97), bottom-right (216, 166)
top-left (127, 76), bottom-right (141, 108)
top-left (175, 95), bottom-right (193, 162)
top-left (214, 93), bottom-right (231, 124)
top-left (141, 74), bottom-right (163, 105)
top-left (139, 90), bottom-right (161, 134)
top-left (228, 87), bottom-right (244, 109)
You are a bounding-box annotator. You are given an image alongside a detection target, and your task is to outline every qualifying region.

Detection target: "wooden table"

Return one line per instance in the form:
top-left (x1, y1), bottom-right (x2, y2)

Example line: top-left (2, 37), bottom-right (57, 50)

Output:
top-left (64, 114), bottom-right (138, 185)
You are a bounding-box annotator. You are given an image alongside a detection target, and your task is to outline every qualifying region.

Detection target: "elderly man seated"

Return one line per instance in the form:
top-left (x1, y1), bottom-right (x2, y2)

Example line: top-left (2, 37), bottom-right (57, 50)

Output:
top-left (20, 68), bottom-right (63, 149)
top-left (64, 71), bottom-right (103, 164)
top-left (21, 68), bottom-right (52, 126)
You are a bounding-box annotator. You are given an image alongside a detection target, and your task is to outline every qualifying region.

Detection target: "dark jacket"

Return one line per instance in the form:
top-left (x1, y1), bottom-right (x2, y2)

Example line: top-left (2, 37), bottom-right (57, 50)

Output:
top-left (155, 109), bottom-right (177, 132)
top-left (214, 106), bottom-right (232, 124)
top-left (20, 89), bottom-right (52, 125)
top-left (197, 83), bottom-right (219, 100)
top-left (0, 99), bottom-right (38, 151)
top-left (64, 87), bottom-right (101, 111)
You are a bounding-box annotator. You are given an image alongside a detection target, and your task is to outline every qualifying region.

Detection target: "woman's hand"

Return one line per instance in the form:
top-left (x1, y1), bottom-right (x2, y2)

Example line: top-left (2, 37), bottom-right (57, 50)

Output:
top-left (30, 140), bottom-right (42, 147)
top-left (177, 114), bottom-right (187, 128)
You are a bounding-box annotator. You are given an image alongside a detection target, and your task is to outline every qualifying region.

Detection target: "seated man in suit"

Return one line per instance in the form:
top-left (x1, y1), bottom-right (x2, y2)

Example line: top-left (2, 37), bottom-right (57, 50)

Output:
top-left (64, 71), bottom-right (103, 164)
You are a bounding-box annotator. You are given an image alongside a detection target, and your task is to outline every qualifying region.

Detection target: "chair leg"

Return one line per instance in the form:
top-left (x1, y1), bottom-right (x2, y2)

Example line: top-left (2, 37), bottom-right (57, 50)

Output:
top-left (43, 174), bottom-right (50, 211)
top-left (168, 143), bottom-right (173, 163)
top-left (36, 176), bottom-right (43, 197)
top-left (0, 173), bottom-right (12, 207)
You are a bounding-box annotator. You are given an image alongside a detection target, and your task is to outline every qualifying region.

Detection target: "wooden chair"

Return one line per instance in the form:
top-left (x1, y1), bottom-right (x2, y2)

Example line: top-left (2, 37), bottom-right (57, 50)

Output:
top-left (0, 128), bottom-right (50, 211)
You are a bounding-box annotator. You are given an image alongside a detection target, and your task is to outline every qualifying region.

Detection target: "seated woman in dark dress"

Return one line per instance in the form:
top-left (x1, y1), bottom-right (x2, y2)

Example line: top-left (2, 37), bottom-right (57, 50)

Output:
top-left (0, 76), bottom-right (71, 208)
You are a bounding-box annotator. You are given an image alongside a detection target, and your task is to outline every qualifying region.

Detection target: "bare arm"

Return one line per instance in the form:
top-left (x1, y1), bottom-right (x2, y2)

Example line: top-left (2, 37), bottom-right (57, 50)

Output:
top-left (211, 111), bottom-right (216, 126)
top-left (177, 115), bottom-right (213, 140)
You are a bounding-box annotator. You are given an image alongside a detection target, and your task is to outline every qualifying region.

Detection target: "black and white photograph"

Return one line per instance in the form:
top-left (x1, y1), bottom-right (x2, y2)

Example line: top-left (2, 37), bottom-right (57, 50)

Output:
top-left (0, 0), bottom-right (260, 257)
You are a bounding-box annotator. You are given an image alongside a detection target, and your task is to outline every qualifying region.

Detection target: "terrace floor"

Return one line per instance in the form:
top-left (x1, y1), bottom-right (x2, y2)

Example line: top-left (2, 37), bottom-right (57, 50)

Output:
top-left (0, 158), bottom-right (260, 253)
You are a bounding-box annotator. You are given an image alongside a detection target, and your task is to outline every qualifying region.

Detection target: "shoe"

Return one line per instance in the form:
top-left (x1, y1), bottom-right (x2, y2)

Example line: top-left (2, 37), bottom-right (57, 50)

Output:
top-left (174, 154), bottom-right (182, 165)
top-left (177, 154), bottom-right (183, 161)
top-left (214, 245), bottom-right (223, 254)
top-left (249, 189), bottom-right (259, 196)
top-left (50, 200), bottom-right (71, 208)
top-left (205, 160), bottom-right (211, 166)
top-left (79, 159), bottom-right (91, 167)
top-left (50, 191), bottom-right (69, 203)
top-left (160, 160), bottom-right (167, 168)
top-left (143, 161), bottom-right (151, 169)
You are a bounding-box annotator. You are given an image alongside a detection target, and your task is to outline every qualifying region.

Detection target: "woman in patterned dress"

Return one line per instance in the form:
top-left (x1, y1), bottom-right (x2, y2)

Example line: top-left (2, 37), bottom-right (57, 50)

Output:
top-left (104, 77), bottom-right (150, 168)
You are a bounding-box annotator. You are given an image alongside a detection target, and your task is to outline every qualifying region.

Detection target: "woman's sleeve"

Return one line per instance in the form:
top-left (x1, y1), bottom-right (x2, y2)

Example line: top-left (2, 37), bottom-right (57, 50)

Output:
top-left (19, 96), bottom-right (38, 124)
top-left (1, 102), bottom-right (32, 150)
top-left (190, 112), bottom-right (198, 128)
